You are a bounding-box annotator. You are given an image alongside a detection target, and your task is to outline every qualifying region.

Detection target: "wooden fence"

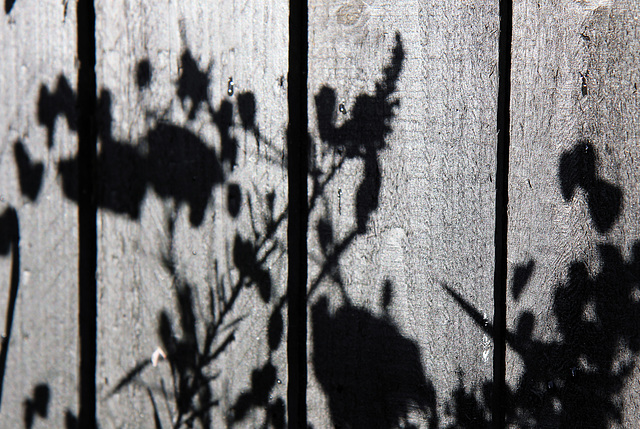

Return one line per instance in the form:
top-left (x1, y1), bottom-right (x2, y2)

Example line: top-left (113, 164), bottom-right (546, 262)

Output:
top-left (1, 0), bottom-right (640, 427)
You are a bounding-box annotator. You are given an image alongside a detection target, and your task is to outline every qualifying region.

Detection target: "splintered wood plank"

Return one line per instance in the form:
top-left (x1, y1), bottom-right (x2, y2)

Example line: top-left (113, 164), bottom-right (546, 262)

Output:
top-left (95, 1), bottom-right (288, 427)
top-left (307, 1), bottom-right (499, 427)
top-left (0, 1), bottom-right (79, 427)
top-left (508, 1), bottom-right (640, 427)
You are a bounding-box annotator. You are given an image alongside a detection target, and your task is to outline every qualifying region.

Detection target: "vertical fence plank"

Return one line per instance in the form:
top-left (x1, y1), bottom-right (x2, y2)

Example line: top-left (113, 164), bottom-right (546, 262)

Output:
top-left (95, 1), bottom-right (289, 427)
top-left (509, 1), bottom-right (640, 427)
top-left (0, 1), bottom-right (79, 427)
top-left (307, 1), bottom-right (500, 426)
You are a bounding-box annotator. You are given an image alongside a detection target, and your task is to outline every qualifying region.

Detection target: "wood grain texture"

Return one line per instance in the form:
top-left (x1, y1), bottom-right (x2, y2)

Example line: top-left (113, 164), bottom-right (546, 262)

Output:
top-left (95, 1), bottom-right (288, 427)
top-left (307, 1), bottom-right (499, 427)
top-left (508, 1), bottom-right (640, 427)
top-left (0, 1), bottom-right (79, 427)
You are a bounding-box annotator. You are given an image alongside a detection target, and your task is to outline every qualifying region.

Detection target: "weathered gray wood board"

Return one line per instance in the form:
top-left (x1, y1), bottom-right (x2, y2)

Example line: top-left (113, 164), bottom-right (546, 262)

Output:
top-left (307, 1), bottom-right (499, 427)
top-left (0, 1), bottom-right (79, 427)
top-left (508, 1), bottom-right (640, 427)
top-left (95, 1), bottom-right (289, 427)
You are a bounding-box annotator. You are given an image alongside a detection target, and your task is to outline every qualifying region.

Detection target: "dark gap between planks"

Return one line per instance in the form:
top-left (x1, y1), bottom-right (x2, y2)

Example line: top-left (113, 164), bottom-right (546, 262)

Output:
top-left (494, 0), bottom-right (513, 427)
top-left (287, 0), bottom-right (309, 427)
top-left (77, 0), bottom-right (98, 428)
top-left (71, 1), bottom-right (511, 427)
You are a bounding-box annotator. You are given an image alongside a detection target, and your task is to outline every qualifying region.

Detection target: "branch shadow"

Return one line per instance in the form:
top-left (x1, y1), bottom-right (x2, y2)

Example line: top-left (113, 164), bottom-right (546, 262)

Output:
top-left (4, 0), bottom-right (15, 14)
top-left (26, 23), bottom-right (634, 429)
top-left (21, 382), bottom-right (84, 429)
top-left (445, 140), bottom-right (638, 428)
top-left (0, 206), bottom-right (20, 411)
top-left (308, 33), bottom-right (439, 429)
top-left (311, 283), bottom-right (438, 429)
top-left (82, 47), bottom-right (289, 428)
top-left (23, 383), bottom-right (49, 429)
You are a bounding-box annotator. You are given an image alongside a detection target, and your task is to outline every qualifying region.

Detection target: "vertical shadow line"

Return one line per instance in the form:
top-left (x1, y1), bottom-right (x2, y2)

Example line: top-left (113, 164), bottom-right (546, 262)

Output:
top-left (493, 0), bottom-right (512, 427)
top-left (77, 0), bottom-right (97, 428)
top-left (287, 0), bottom-right (309, 427)
top-left (0, 208), bottom-right (19, 411)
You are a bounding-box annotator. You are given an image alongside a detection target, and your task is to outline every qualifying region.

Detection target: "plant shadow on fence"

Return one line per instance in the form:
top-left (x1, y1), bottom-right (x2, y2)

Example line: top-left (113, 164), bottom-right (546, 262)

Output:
top-left (307, 33), bottom-right (438, 429)
top-left (14, 21), bottom-right (640, 428)
top-left (31, 39), bottom-right (288, 427)
top-left (21, 383), bottom-right (78, 429)
top-left (0, 206), bottom-right (19, 412)
top-left (27, 29), bottom-right (445, 428)
top-left (4, 0), bottom-right (16, 15)
top-left (444, 140), bottom-right (640, 428)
